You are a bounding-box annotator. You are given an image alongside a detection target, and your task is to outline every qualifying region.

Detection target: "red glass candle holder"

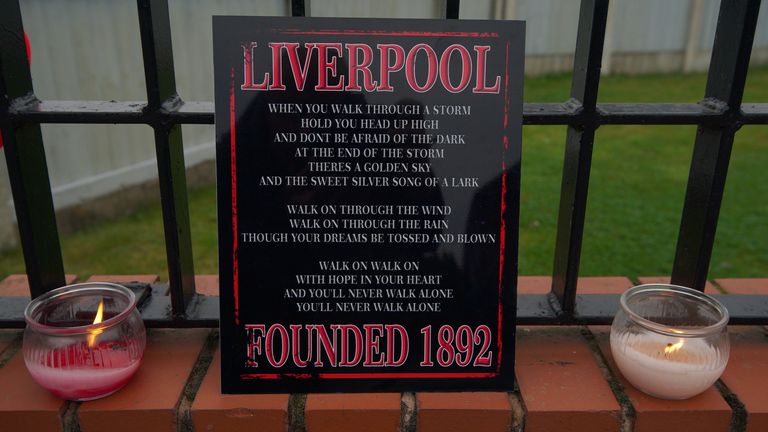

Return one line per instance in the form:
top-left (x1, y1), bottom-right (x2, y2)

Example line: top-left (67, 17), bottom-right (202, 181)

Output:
top-left (23, 282), bottom-right (146, 401)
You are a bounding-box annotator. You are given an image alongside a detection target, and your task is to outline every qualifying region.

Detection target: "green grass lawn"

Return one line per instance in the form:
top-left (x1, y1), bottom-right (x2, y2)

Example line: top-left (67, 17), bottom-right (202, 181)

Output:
top-left (1, 67), bottom-right (766, 281)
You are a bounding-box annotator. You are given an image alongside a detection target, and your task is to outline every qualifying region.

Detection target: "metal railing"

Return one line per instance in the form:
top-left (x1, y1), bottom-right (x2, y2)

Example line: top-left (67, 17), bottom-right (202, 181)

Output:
top-left (0, 0), bottom-right (766, 328)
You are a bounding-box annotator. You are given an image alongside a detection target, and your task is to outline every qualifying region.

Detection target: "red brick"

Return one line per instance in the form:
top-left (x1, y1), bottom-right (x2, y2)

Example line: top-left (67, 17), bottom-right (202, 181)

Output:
top-left (195, 275), bottom-right (219, 296)
top-left (518, 276), bottom-right (551, 294)
top-left (86, 275), bottom-right (159, 284)
top-left (417, 392), bottom-right (511, 432)
top-left (516, 326), bottom-right (621, 432)
top-left (589, 326), bottom-right (731, 432)
top-left (637, 276), bottom-right (720, 294)
top-left (719, 326), bottom-right (768, 432)
top-left (714, 278), bottom-right (768, 295)
top-left (192, 349), bottom-right (288, 432)
top-left (78, 329), bottom-right (209, 432)
top-left (306, 393), bottom-right (401, 432)
top-left (577, 277), bottom-right (633, 294)
top-left (0, 352), bottom-right (66, 431)
top-left (518, 276), bottom-right (633, 295)
top-left (0, 274), bottom-right (78, 296)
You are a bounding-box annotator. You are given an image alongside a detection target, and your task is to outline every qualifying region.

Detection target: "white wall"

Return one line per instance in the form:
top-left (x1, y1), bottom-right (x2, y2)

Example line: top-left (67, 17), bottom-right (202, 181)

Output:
top-left (612, 0), bottom-right (690, 53)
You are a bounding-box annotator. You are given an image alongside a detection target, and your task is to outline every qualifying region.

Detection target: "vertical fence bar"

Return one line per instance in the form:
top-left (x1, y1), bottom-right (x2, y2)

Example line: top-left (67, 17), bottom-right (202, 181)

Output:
top-left (550, 0), bottom-right (608, 315)
top-left (0, 0), bottom-right (65, 297)
top-left (137, 0), bottom-right (195, 317)
top-left (291, 0), bottom-right (308, 17)
top-left (445, 0), bottom-right (460, 19)
top-left (671, 0), bottom-right (760, 291)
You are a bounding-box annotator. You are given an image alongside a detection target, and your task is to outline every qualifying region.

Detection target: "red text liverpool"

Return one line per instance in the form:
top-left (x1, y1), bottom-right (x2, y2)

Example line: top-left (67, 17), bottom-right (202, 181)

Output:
top-left (241, 42), bottom-right (502, 94)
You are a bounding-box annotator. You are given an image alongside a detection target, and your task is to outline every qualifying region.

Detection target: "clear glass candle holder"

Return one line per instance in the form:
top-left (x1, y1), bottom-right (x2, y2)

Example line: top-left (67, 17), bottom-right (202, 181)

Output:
top-left (610, 284), bottom-right (730, 400)
top-left (23, 282), bottom-right (146, 401)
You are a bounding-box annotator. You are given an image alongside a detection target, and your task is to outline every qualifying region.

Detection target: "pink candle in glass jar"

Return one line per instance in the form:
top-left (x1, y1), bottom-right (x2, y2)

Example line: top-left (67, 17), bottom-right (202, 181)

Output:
top-left (23, 283), bottom-right (146, 401)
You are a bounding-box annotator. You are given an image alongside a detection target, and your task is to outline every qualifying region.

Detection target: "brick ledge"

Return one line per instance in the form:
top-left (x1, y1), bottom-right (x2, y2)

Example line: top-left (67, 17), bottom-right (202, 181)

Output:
top-left (0, 274), bottom-right (766, 432)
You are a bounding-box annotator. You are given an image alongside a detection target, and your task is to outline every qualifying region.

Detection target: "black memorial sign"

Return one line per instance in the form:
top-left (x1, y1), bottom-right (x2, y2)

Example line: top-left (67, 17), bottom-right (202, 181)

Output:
top-left (214, 16), bottom-right (524, 393)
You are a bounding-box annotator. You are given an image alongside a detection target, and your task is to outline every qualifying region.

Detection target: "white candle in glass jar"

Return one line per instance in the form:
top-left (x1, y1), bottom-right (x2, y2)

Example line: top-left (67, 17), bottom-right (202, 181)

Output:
top-left (610, 331), bottom-right (726, 400)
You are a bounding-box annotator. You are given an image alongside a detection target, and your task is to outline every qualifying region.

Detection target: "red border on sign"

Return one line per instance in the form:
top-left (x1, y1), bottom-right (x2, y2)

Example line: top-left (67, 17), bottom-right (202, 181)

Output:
top-left (241, 372), bottom-right (499, 380)
top-left (230, 31), bottom-right (511, 380)
top-left (230, 68), bottom-right (240, 325)
top-left (278, 29), bottom-right (499, 38)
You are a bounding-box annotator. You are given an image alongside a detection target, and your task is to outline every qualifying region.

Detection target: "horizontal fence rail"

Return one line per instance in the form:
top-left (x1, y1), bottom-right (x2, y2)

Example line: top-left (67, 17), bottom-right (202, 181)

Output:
top-left (0, 0), bottom-right (766, 328)
top-left (4, 101), bottom-right (768, 126)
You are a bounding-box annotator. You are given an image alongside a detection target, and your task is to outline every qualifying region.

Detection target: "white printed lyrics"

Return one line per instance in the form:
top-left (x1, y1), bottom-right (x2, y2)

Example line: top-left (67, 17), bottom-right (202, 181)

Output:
top-left (289, 260), bottom-right (450, 313)
top-left (258, 174), bottom-right (478, 188)
top-left (241, 232), bottom-right (495, 244)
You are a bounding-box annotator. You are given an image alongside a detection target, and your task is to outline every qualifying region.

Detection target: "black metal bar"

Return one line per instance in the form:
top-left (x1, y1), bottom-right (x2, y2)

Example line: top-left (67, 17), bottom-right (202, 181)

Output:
top-left (137, 0), bottom-right (196, 317)
top-left (595, 103), bottom-right (729, 125)
top-left (291, 0), bottom-right (308, 17)
top-left (671, 0), bottom-right (761, 291)
top-left (137, 1), bottom-right (177, 110)
top-left (445, 0), bottom-right (460, 19)
top-left (0, 0), bottom-right (65, 297)
top-left (516, 293), bottom-right (768, 325)
top-left (7, 101), bottom-right (766, 126)
top-left (550, 0), bottom-right (609, 315)
top-left (742, 104), bottom-right (768, 124)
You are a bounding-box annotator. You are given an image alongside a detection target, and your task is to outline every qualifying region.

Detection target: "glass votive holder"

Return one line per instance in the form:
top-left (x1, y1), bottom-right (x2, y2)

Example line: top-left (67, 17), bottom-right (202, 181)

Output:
top-left (610, 284), bottom-right (730, 400)
top-left (23, 282), bottom-right (146, 401)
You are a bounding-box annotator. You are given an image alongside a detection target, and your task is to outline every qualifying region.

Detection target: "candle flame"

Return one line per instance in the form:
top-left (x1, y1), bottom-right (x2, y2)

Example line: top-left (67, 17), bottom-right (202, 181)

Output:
top-left (87, 299), bottom-right (105, 348)
top-left (664, 340), bottom-right (684, 355)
